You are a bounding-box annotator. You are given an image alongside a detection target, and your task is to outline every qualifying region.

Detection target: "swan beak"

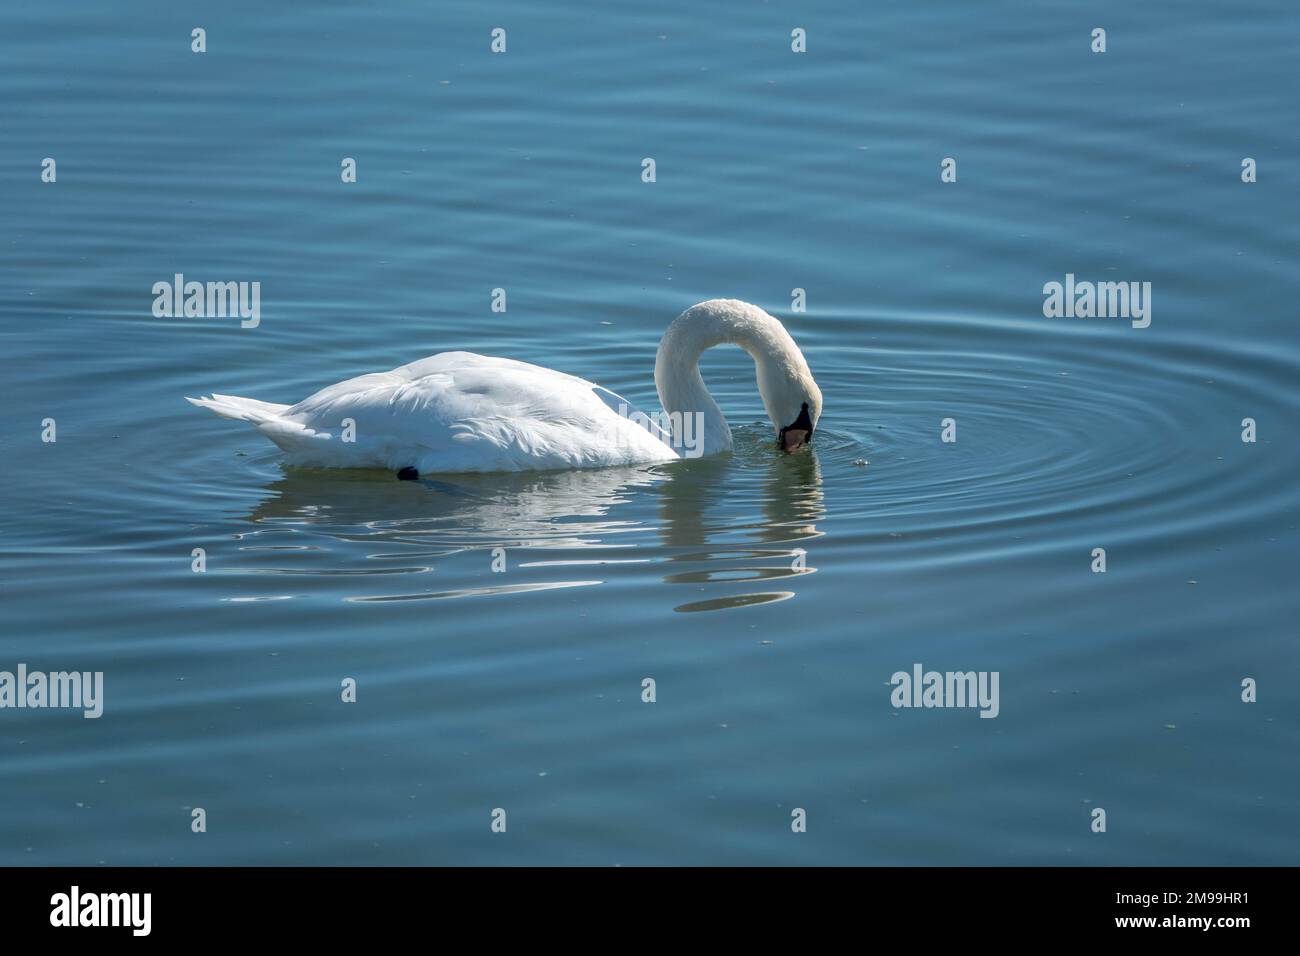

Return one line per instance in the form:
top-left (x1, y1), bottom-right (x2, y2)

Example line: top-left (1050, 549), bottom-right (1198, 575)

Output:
top-left (781, 428), bottom-right (810, 452)
top-left (781, 402), bottom-right (814, 452)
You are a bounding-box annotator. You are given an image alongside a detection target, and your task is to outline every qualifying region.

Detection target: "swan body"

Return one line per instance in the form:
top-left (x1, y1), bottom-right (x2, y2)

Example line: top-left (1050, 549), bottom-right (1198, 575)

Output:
top-left (188, 299), bottom-right (822, 475)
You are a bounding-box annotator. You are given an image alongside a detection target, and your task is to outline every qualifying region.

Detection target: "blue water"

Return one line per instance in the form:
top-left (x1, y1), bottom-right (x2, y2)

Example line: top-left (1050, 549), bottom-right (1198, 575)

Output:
top-left (2, 0), bottom-right (1297, 865)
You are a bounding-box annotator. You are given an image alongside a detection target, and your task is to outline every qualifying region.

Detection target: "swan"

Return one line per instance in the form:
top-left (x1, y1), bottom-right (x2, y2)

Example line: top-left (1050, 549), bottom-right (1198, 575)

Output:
top-left (187, 298), bottom-right (822, 477)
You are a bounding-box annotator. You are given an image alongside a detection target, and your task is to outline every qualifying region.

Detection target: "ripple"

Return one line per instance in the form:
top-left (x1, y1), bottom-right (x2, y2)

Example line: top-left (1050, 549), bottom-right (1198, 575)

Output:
top-left (663, 567), bottom-right (814, 584)
top-left (806, 313), bottom-right (1300, 571)
top-left (137, 313), bottom-right (1300, 618)
top-left (672, 592), bottom-right (795, 613)
top-left (346, 580), bottom-right (603, 603)
top-left (221, 566), bottom-right (432, 576)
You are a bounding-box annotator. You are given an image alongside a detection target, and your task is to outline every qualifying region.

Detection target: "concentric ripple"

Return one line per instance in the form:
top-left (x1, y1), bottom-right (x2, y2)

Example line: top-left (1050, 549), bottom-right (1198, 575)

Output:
top-left (174, 311), bottom-right (1300, 613)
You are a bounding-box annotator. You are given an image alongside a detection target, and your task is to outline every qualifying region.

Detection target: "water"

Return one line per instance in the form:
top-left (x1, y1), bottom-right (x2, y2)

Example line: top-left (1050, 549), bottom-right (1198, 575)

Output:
top-left (2, 0), bottom-right (1297, 865)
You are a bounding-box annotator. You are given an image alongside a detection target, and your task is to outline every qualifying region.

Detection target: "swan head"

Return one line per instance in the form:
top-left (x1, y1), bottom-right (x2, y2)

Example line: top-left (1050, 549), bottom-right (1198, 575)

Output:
top-left (777, 398), bottom-right (819, 452)
top-left (734, 304), bottom-right (821, 452)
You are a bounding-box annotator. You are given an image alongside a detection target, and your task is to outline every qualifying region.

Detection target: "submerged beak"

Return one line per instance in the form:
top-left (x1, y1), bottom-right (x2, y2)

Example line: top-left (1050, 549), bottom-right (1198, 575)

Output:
top-left (782, 428), bottom-right (810, 452)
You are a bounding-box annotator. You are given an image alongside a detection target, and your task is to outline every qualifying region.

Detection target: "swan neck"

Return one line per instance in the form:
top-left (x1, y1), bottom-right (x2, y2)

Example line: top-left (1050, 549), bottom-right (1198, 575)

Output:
top-left (654, 322), bottom-right (732, 456)
top-left (654, 301), bottom-right (805, 456)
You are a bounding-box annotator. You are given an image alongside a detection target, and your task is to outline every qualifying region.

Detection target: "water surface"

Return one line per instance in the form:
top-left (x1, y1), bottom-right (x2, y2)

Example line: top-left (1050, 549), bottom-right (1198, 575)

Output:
top-left (1, 0), bottom-right (1297, 864)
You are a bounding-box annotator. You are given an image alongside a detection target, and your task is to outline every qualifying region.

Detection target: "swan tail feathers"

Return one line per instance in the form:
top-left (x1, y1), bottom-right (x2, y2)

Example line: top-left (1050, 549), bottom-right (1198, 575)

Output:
top-left (187, 394), bottom-right (339, 457)
top-left (186, 393), bottom-right (291, 423)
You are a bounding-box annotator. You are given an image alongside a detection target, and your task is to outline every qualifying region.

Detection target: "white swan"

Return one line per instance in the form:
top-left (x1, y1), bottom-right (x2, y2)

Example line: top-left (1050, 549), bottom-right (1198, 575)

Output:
top-left (187, 299), bottom-right (822, 476)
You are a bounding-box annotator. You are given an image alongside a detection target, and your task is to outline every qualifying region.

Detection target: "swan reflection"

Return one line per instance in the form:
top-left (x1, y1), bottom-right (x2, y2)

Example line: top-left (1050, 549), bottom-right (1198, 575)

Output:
top-left (244, 464), bottom-right (658, 550)
top-left (654, 431), bottom-right (824, 611)
top-left (231, 430), bottom-right (825, 611)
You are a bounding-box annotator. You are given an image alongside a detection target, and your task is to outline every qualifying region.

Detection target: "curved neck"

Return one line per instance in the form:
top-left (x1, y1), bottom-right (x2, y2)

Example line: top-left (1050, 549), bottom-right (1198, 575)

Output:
top-left (654, 342), bottom-right (733, 457)
top-left (654, 300), bottom-right (807, 457)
